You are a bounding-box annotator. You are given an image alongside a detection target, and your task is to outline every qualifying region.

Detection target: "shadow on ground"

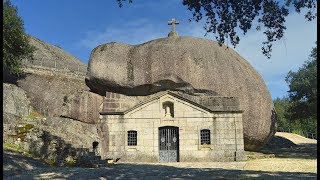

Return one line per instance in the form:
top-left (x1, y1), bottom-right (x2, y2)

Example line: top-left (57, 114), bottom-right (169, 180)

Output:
top-left (3, 148), bottom-right (49, 178)
top-left (259, 135), bottom-right (317, 160)
top-left (5, 163), bottom-right (317, 179)
top-left (4, 132), bottom-right (317, 179)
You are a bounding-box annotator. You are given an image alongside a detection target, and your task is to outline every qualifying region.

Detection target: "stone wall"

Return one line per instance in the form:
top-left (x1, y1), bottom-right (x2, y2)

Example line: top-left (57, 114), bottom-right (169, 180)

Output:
top-left (100, 95), bottom-right (245, 162)
top-left (103, 92), bottom-right (144, 113)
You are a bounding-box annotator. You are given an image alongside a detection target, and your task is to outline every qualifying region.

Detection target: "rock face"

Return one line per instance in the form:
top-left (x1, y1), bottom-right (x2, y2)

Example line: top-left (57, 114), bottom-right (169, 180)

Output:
top-left (3, 116), bottom-right (104, 167)
top-left (15, 70), bottom-right (89, 117)
top-left (3, 83), bottom-right (33, 117)
top-left (27, 36), bottom-right (87, 72)
top-left (4, 36), bottom-right (89, 118)
top-left (86, 36), bottom-right (276, 151)
top-left (61, 91), bottom-right (104, 124)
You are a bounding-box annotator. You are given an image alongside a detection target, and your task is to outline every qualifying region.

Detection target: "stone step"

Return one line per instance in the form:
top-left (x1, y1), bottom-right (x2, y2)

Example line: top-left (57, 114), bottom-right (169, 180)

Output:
top-left (90, 160), bottom-right (105, 165)
top-left (93, 161), bottom-right (107, 167)
top-left (75, 148), bottom-right (89, 152)
top-left (87, 151), bottom-right (96, 156)
top-left (94, 155), bottom-right (102, 159)
top-left (89, 156), bottom-right (104, 161)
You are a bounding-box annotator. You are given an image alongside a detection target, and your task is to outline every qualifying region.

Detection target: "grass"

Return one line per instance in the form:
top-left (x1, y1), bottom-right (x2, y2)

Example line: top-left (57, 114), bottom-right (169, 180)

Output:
top-left (245, 151), bottom-right (276, 160)
top-left (3, 142), bottom-right (31, 156)
top-left (10, 123), bottom-right (35, 142)
top-left (44, 159), bottom-right (57, 166)
top-left (24, 110), bottom-right (43, 119)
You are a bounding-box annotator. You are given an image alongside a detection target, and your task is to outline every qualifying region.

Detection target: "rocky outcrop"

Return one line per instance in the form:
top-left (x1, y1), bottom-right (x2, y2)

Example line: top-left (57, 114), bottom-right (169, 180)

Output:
top-left (3, 36), bottom-right (107, 166)
top-left (27, 36), bottom-right (87, 72)
top-left (15, 69), bottom-right (89, 117)
top-left (4, 35), bottom-right (89, 118)
top-left (61, 91), bottom-right (104, 124)
top-left (3, 83), bottom-right (33, 117)
top-left (86, 36), bottom-right (276, 151)
top-left (3, 116), bottom-right (105, 167)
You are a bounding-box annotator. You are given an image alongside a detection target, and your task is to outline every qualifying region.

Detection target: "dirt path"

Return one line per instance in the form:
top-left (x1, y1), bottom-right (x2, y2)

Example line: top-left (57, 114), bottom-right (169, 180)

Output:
top-left (3, 132), bottom-right (317, 179)
top-left (275, 132), bottom-right (317, 144)
top-left (244, 132), bottom-right (317, 174)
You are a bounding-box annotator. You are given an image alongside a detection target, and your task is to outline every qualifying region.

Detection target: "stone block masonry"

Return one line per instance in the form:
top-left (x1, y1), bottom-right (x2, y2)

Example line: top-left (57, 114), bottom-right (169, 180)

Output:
top-left (99, 92), bottom-right (246, 162)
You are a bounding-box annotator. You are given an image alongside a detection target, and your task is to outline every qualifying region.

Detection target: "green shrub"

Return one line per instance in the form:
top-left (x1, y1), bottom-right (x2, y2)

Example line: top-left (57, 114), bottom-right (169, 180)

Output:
top-left (292, 129), bottom-right (305, 137)
top-left (14, 123), bottom-right (34, 141)
top-left (3, 142), bottom-right (30, 156)
top-left (44, 159), bottom-right (56, 166)
top-left (65, 156), bottom-right (77, 167)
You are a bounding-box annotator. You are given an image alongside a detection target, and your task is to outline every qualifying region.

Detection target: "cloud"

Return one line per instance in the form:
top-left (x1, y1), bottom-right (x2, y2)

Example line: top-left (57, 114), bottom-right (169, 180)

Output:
top-left (77, 18), bottom-right (167, 50)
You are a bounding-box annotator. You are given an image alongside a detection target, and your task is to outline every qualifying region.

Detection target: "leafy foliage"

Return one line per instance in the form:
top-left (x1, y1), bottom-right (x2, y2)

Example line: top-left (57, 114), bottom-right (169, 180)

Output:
top-left (274, 43), bottom-right (317, 136)
top-left (3, 0), bottom-right (35, 75)
top-left (116, 0), bottom-right (316, 58)
top-left (285, 43), bottom-right (317, 121)
top-left (273, 97), bottom-right (291, 132)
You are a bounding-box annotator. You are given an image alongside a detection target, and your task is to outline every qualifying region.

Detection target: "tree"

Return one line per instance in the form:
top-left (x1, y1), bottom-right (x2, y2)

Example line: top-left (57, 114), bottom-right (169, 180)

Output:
top-left (285, 43), bottom-right (317, 120)
top-left (3, 0), bottom-right (35, 75)
top-left (285, 43), bottom-right (317, 134)
top-left (273, 97), bottom-right (291, 132)
top-left (116, 0), bottom-right (316, 58)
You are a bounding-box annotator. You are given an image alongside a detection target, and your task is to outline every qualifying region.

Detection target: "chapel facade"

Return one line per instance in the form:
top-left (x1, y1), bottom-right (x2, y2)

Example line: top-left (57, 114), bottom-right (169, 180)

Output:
top-left (97, 90), bottom-right (246, 162)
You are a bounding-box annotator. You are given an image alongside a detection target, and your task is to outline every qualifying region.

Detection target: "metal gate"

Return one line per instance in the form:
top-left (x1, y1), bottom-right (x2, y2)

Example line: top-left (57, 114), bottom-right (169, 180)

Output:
top-left (159, 126), bottom-right (179, 162)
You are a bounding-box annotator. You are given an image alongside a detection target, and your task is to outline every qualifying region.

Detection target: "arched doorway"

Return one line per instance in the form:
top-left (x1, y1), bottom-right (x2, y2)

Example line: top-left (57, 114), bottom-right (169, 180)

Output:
top-left (159, 126), bottom-right (179, 162)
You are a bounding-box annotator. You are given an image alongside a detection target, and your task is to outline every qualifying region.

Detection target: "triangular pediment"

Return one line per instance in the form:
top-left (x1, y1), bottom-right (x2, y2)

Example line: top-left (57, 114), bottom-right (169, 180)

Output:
top-left (124, 91), bottom-right (212, 118)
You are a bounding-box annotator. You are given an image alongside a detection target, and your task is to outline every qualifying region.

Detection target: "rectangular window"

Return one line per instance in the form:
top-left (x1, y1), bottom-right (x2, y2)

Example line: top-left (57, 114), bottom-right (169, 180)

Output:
top-left (128, 130), bottom-right (137, 146)
top-left (200, 129), bottom-right (211, 145)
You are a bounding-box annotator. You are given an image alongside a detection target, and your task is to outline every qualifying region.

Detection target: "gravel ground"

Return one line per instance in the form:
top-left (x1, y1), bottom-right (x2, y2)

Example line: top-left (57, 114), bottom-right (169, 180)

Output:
top-left (3, 132), bottom-right (317, 179)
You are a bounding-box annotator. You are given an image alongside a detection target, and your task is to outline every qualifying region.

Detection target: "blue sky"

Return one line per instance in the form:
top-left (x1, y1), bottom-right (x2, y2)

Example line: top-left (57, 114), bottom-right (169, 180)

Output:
top-left (11, 0), bottom-right (317, 99)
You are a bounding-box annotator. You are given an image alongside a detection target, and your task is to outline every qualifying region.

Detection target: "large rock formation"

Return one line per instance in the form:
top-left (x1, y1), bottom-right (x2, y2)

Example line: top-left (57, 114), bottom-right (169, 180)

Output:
top-left (86, 36), bottom-right (276, 151)
top-left (4, 36), bottom-right (90, 118)
top-left (15, 69), bottom-right (89, 117)
top-left (60, 91), bottom-right (104, 124)
top-left (27, 36), bottom-right (87, 71)
top-left (3, 36), bottom-right (107, 166)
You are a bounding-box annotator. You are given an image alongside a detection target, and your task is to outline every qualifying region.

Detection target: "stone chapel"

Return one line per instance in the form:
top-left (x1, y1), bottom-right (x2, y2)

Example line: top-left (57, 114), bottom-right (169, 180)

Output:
top-left (82, 19), bottom-right (251, 162)
top-left (82, 18), bottom-right (275, 162)
top-left (99, 90), bottom-right (245, 162)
